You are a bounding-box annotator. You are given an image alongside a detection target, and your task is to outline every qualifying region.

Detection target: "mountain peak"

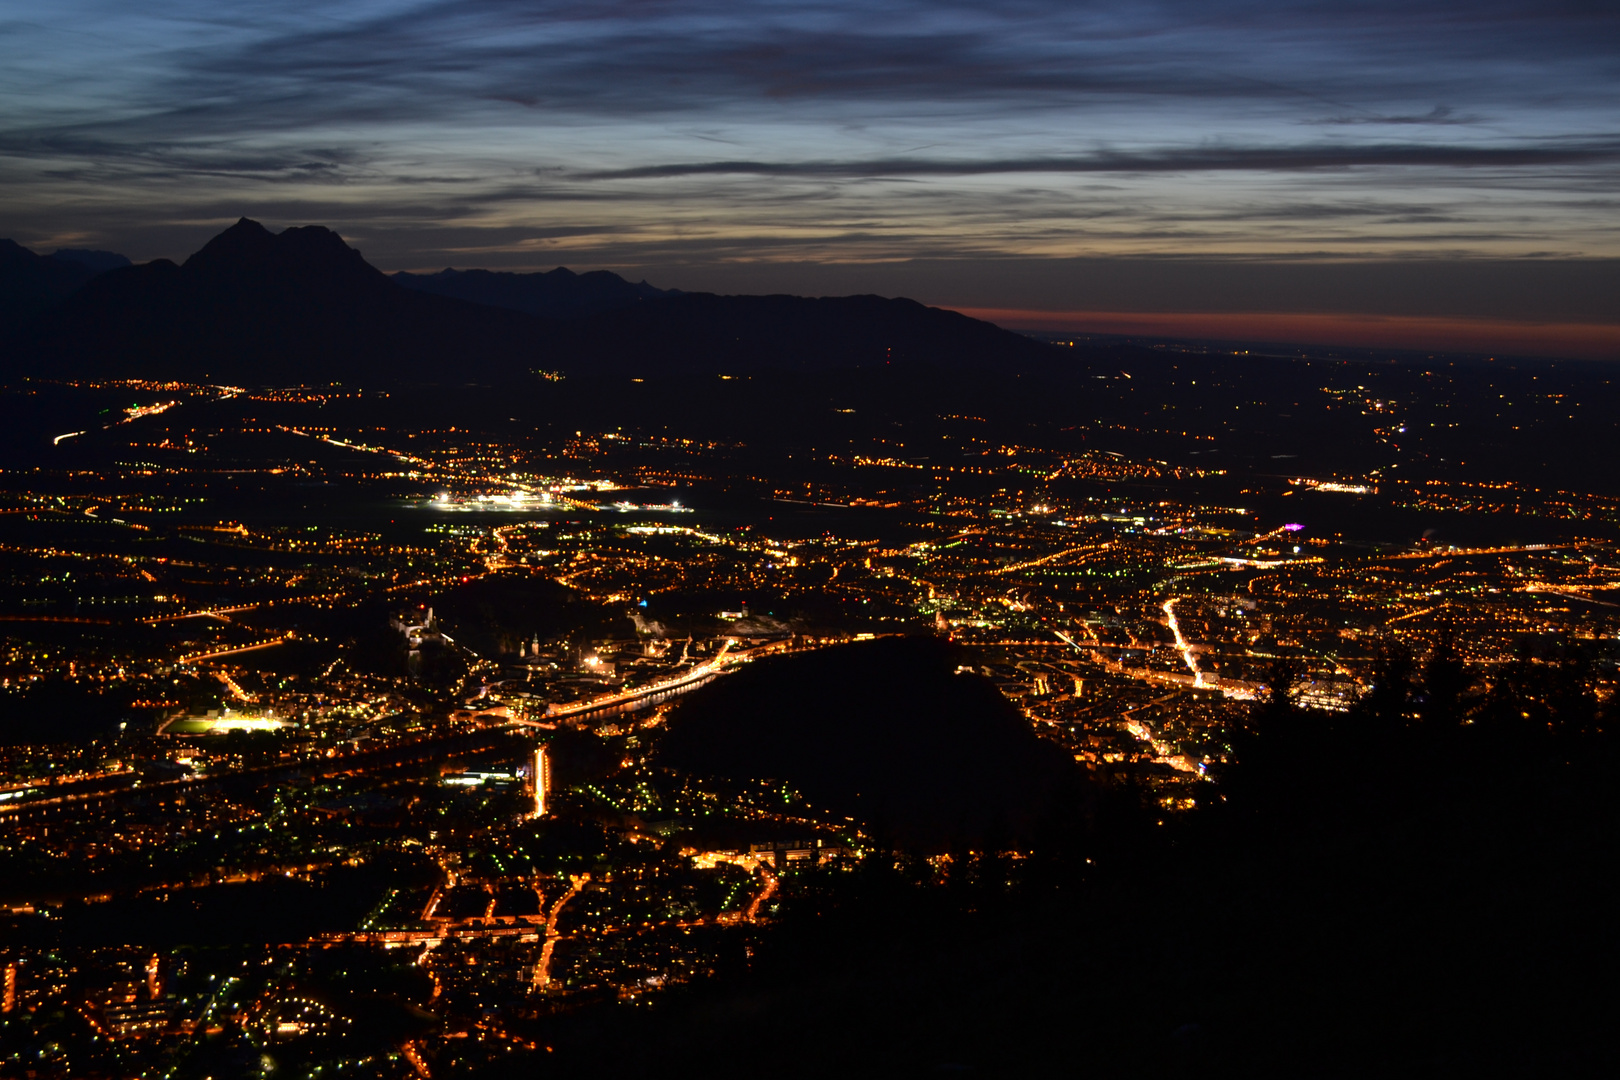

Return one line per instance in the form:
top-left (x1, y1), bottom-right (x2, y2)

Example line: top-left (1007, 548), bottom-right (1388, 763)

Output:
top-left (13, 215), bottom-right (1050, 384)
top-left (182, 217), bottom-right (276, 271)
top-left (181, 218), bottom-right (383, 291)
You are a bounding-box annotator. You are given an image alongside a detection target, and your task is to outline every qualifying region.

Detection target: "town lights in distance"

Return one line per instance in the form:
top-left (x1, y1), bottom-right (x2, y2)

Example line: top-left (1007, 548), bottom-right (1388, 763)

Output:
top-left (430, 491), bottom-right (554, 511)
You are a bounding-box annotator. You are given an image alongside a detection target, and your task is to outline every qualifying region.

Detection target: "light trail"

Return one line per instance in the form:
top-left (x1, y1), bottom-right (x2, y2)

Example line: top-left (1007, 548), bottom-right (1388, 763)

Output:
top-left (144, 603), bottom-right (263, 624)
top-left (0, 615), bottom-right (111, 625)
top-left (54, 401), bottom-right (177, 449)
top-left (1386, 603), bottom-right (1447, 625)
top-left (0, 725), bottom-right (521, 819)
top-left (1246, 523), bottom-right (1304, 546)
top-left (281, 423), bottom-right (599, 515)
top-left (177, 636), bottom-right (290, 665)
top-left (692, 851), bottom-right (779, 925)
top-left (1162, 598), bottom-right (1204, 688)
top-left (743, 865), bottom-right (779, 923)
top-left (524, 641), bottom-right (736, 723)
top-left (213, 670), bottom-right (256, 703)
top-left (1052, 628), bottom-right (1258, 699)
top-left (1118, 693), bottom-right (1204, 774)
top-left (1381, 542), bottom-right (1577, 560)
top-left (992, 542), bottom-right (1110, 576)
top-left (113, 400), bottom-right (178, 425)
top-left (533, 873), bottom-right (589, 993)
top-left (1521, 583), bottom-right (1620, 608)
top-left (401, 1041), bottom-right (432, 1079)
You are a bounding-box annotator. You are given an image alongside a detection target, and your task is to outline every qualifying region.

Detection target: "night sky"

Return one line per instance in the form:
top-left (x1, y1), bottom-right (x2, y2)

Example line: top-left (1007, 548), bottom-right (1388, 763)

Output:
top-left (3, 2), bottom-right (1616, 355)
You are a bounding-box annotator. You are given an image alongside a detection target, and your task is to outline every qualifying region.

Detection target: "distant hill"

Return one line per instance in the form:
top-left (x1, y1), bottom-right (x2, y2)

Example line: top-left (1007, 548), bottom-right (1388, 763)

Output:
top-left (49, 249), bottom-right (132, 275)
top-left (4, 217), bottom-right (1054, 385)
top-left (0, 240), bottom-right (113, 336)
top-left (393, 266), bottom-right (672, 320)
top-left (552, 290), bottom-right (1054, 375)
top-left (656, 636), bottom-right (1082, 850)
top-left (388, 267), bottom-right (1057, 376)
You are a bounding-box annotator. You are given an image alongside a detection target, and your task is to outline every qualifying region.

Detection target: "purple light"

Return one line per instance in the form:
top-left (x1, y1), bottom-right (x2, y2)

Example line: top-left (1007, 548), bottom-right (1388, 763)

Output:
top-left (1283, 523), bottom-right (1304, 531)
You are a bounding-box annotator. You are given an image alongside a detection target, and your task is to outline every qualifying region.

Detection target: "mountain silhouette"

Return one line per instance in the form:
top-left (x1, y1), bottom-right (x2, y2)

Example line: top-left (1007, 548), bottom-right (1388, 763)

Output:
top-left (552, 290), bottom-right (1052, 376)
top-left (49, 249), bottom-right (132, 275)
top-left (393, 265), bottom-right (672, 320)
top-left (5, 218), bottom-right (1052, 385)
top-left (15, 218), bottom-right (550, 384)
top-left (0, 240), bottom-right (112, 336)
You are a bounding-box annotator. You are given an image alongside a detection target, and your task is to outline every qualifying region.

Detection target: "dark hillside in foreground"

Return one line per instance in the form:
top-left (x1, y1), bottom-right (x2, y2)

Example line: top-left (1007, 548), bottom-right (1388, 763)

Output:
top-left (656, 636), bottom-right (1081, 849)
top-left (520, 657), bottom-right (1619, 1080)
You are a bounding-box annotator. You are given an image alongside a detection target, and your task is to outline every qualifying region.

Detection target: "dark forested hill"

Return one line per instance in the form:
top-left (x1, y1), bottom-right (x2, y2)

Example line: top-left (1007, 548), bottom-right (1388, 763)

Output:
top-left (520, 645), bottom-right (1619, 1080)
top-left (656, 636), bottom-right (1082, 849)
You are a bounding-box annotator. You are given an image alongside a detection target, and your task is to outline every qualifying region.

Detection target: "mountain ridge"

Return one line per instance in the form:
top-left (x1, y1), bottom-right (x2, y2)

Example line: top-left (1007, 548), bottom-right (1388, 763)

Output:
top-left (12, 218), bottom-right (550, 384)
top-left (2, 218), bottom-right (1055, 385)
top-left (49, 249), bottom-right (132, 275)
top-left (393, 265), bottom-right (673, 321)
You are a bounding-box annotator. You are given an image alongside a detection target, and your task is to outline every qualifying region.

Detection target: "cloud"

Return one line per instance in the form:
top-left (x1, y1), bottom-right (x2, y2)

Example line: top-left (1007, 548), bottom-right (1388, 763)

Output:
top-left (0, 0), bottom-right (1616, 278)
top-left (10, 2), bottom-right (1618, 140)
top-left (579, 141), bottom-right (1620, 180)
top-left (1307, 106), bottom-right (1481, 126)
top-left (146, 2), bottom-right (1619, 108)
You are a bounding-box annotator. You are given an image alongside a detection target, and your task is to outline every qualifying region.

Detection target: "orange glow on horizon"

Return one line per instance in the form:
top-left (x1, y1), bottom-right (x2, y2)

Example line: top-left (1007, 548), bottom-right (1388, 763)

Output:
top-left (950, 308), bottom-right (1620, 361)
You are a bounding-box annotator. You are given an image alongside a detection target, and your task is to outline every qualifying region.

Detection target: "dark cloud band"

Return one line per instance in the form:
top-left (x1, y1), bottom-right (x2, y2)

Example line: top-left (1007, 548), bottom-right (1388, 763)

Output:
top-left (581, 142), bottom-right (1620, 180)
